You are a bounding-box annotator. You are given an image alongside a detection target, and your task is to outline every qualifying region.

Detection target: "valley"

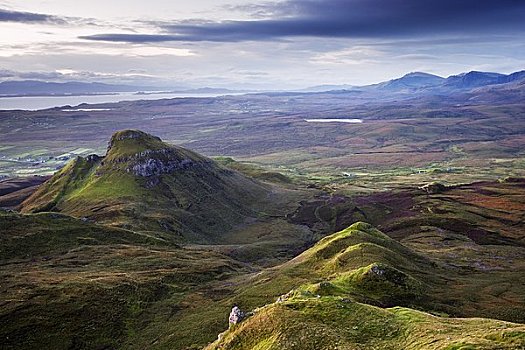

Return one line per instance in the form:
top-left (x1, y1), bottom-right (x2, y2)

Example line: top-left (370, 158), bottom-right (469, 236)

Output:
top-left (2, 165), bottom-right (525, 349)
top-left (1, 71), bottom-right (525, 350)
top-left (2, 72), bottom-right (524, 192)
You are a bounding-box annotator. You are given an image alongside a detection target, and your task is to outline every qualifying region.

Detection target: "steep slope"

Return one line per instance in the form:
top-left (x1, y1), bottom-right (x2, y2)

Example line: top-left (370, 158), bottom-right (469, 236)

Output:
top-left (225, 223), bottom-right (436, 314)
top-left (20, 130), bottom-right (269, 243)
top-left (3, 195), bottom-right (525, 349)
top-left (205, 222), bottom-right (525, 350)
top-left (287, 180), bottom-right (525, 321)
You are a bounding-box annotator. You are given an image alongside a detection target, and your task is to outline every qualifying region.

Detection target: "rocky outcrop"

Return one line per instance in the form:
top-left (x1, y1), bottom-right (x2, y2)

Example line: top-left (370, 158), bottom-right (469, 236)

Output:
top-left (228, 306), bottom-right (244, 326)
top-left (128, 157), bottom-right (194, 177)
top-left (103, 130), bottom-right (207, 177)
top-left (368, 263), bottom-right (408, 284)
top-left (86, 154), bottom-right (103, 163)
top-left (21, 129), bottom-right (269, 242)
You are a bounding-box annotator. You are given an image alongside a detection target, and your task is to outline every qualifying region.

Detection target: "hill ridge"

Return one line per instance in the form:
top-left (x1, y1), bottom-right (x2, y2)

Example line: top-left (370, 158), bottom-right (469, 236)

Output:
top-left (206, 222), bottom-right (525, 350)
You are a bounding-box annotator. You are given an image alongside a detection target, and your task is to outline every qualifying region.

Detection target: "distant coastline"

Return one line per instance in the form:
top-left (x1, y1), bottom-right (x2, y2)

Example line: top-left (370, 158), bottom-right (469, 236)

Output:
top-left (0, 92), bottom-right (119, 98)
top-left (0, 91), bottom-right (246, 110)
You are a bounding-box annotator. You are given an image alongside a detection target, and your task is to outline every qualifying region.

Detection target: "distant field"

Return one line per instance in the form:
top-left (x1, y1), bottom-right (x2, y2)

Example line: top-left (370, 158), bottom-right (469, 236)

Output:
top-left (1, 91), bottom-right (524, 190)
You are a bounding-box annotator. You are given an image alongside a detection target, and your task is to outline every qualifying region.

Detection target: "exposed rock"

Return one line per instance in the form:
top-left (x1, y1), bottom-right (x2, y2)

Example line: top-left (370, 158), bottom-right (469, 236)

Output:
top-left (371, 264), bottom-right (386, 276)
top-left (419, 182), bottom-right (447, 194)
top-left (128, 157), bottom-right (194, 177)
top-left (276, 290), bottom-right (294, 303)
top-left (103, 130), bottom-right (208, 177)
top-left (85, 154), bottom-right (103, 163)
top-left (228, 306), bottom-right (244, 326)
top-left (107, 148), bottom-right (174, 164)
top-left (367, 263), bottom-right (409, 285)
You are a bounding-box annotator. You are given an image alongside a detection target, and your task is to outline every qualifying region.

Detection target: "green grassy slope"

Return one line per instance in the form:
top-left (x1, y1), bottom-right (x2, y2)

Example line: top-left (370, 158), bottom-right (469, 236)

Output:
top-left (207, 296), bottom-right (525, 350)
top-left (133, 216), bottom-right (521, 349)
top-left (0, 210), bottom-right (250, 350)
top-left (20, 130), bottom-right (270, 243)
top-left (0, 211), bottom-right (166, 260)
top-left (217, 223), bottom-right (436, 315)
top-left (2, 180), bottom-right (525, 349)
top-left (205, 222), bottom-right (525, 350)
top-left (286, 179), bottom-right (525, 322)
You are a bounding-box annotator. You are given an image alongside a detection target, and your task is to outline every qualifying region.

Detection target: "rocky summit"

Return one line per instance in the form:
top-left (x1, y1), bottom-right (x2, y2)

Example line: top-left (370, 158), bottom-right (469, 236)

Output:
top-left (102, 130), bottom-right (213, 185)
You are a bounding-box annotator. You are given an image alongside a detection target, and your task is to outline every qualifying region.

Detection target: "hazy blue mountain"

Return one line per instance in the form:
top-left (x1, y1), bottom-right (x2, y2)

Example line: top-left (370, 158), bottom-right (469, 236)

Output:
top-left (500, 70), bottom-right (525, 83)
top-left (0, 80), bottom-right (254, 97)
top-left (0, 81), bottom-right (164, 97)
top-left (377, 72), bottom-right (445, 90)
top-left (3, 70), bottom-right (524, 98)
top-left (443, 71), bottom-right (506, 89)
top-left (299, 70), bottom-right (525, 94)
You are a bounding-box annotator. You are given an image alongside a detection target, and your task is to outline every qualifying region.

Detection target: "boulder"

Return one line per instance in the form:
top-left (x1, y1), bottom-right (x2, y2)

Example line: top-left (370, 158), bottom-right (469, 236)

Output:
top-left (228, 306), bottom-right (244, 326)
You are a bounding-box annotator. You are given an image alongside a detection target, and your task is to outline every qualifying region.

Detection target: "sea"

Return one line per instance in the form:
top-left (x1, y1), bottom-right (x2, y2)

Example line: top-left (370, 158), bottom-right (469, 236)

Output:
top-left (0, 91), bottom-right (241, 111)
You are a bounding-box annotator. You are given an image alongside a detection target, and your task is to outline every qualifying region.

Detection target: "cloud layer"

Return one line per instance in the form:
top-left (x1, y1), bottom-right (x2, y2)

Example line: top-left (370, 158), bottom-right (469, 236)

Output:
top-left (80, 0), bottom-right (525, 43)
top-left (1, 0), bottom-right (524, 89)
top-left (0, 8), bottom-right (66, 24)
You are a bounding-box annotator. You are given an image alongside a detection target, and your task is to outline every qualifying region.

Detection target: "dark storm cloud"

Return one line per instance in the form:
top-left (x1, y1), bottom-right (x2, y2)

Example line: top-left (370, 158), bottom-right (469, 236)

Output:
top-left (0, 8), bottom-right (67, 24)
top-left (80, 0), bottom-right (525, 43)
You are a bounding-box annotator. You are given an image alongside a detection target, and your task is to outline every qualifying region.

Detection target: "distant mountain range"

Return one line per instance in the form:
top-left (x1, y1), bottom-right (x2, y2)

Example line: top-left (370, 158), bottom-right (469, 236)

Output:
top-left (0, 80), bottom-right (248, 97)
top-left (0, 81), bottom-right (164, 97)
top-left (376, 72), bottom-right (445, 89)
top-left (301, 70), bottom-right (525, 93)
top-left (442, 71), bottom-right (525, 89)
top-left (2, 70), bottom-right (524, 97)
top-left (298, 84), bottom-right (356, 92)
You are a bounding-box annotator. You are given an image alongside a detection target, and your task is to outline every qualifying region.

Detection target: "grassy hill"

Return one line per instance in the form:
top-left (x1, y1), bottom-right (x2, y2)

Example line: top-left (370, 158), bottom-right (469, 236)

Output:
top-left (207, 297), bottom-right (525, 350)
top-left (3, 130), bottom-right (525, 349)
top-left (2, 180), bottom-right (525, 349)
top-left (206, 222), bottom-right (525, 350)
top-left (20, 130), bottom-right (270, 243)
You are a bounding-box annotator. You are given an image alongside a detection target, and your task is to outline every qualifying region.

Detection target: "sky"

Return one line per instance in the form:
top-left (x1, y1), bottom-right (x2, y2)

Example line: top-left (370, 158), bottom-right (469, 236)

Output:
top-left (0, 0), bottom-right (524, 89)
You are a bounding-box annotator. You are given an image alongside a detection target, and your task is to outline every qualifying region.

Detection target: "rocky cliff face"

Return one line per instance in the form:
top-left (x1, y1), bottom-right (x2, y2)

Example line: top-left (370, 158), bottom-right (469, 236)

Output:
top-left (103, 129), bottom-right (214, 178)
top-left (129, 156), bottom-right (195, 177)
